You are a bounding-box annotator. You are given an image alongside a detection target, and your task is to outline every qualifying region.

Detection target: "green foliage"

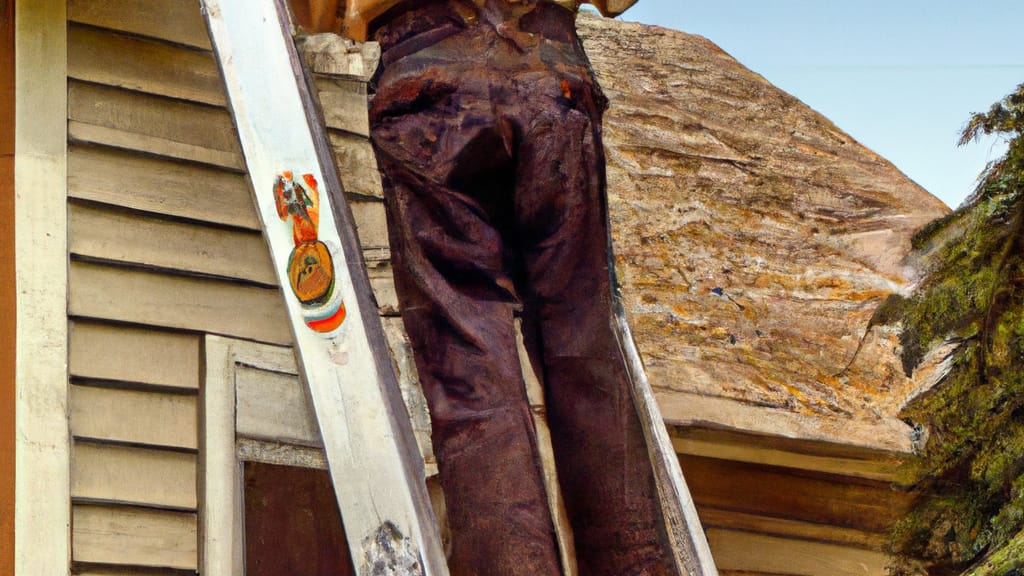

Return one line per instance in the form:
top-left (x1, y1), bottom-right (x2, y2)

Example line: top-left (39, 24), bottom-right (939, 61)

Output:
top-left (960, 83), bottom-right (1024, 205)
top-left (887, 83), bottom-right (1024, 576)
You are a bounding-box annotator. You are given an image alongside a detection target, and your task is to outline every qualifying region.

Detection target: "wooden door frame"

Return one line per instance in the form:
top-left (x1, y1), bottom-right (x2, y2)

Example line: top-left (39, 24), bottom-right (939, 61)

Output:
top-left (201, 335), bottom-right (332, 575)
top-left (13, 0), bottom-right (70, 574)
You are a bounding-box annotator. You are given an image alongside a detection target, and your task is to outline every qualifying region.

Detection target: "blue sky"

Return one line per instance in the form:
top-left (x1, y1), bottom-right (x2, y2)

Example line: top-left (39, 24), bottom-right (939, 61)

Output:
top-left (616, 1), bottom-right (1024, 208)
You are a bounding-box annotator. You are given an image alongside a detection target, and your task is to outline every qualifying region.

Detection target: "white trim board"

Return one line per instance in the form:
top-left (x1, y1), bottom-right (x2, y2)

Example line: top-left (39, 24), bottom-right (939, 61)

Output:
top-left (203, 336), bottom-right (442, 574)
top-left (201, 336), bottom-right (297, 576)
top-left (14, 0), bottom-right (70, 574)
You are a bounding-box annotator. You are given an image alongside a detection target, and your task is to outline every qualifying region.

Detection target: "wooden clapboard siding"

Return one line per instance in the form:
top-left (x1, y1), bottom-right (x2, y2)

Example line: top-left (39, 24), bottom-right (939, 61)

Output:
top-left (68, 24), bottom-right (225, 106)
top-left (696, 507), bottom-right (886, 550)
top-left (70, 322), bottom-right (201, 390)
top-left (64, 4), bottom-right (294, 572)
top-left (71, 385), bottom-right (197, 450)
top-left (707, 529), bottom-right (889, 576)
top-left (68, 81), bottom-right (244, 170)
top-left (68, 145), bottom-right (260, 230)
top-left (369, 262), bottom-right (400, 315)
top-left (349, 199), bottom-right (388, 249)
top-left (73, 505), bottom-right (198, 570)
top-left (329, 130), bottom-right (383, 198)
top-left (70, 202), bottom-right (277, 285)
top-left (68, 119), bottom-right (243, 171)
top-left (72, 442), bottom-right (197, 510)
top-left (315, 75), bottom-right (370, 137)
top-left (680, 454), bottom-right (910, 534)
top-left (69, 261), bottom-right (292, 345)
top-left (718, 572), bottom-right (792, 576)
top-left (75, 565), bottom-right (199, 569)
top-left (235, 365), bottom-right (321, 447)
top-left (67, 0), bottom-right (212, 50)
top-left (672, 427), bottom-right (905, 483)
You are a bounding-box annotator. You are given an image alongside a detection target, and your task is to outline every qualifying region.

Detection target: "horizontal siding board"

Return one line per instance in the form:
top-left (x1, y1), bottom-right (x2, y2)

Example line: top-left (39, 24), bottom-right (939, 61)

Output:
top-left (70, 322), bottom-right (200, 390)
top-left (672, 429), bottom-right (902, 483)
top-left (68, 145), bottom-right (258, 229)
top-left (71, 384), bottom-right (197, 449)
top-left (69, 261), bottom-right (292, 345)
top-left (75, 565), bottom-right (197, 569)
top-left (680, 454), bottom-right (906, 533)
top-left (72, 442), bottom-right (197, 510)
top-left (67, 0), bottom-right (212, 49)
top-left (349, 199), bottom-right (388, 250)
top-left (315, 75), bottom-right (369, 137)
top-left (696, 506), bottom-right (885, 550)
top-left (235, 365), bottom-right (320, 446)
top-left (68, 82), bottom-right (243, 169)
top-left (73, 505), bottom-right (197, 570)
top-left (69, 121), bottom-right (245, 171)
top-left (329, 130), bottom-right (382, 198)
top-left (70, 203), bottom-right (276, 285)
top-left (68, 24), bottom-right (225, 106)
top-left (707, 529), bottom-right (888, 576)
top-left (235, 438), bottom-right (328, 470)
top-left (368, 263), bottom-right (399, 315)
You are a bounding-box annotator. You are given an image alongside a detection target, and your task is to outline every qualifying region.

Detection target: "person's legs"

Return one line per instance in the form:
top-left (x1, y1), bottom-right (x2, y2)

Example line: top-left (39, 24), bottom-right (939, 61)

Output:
top-left (370, 3), bottom-right (676, 574)
top-left (370, 12), bottom-right (562, 573)
top-left (509, 11), bottom-right (674, 575)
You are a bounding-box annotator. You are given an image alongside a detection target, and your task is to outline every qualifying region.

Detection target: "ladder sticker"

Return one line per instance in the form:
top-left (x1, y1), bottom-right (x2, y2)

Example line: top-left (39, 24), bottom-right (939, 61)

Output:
top-left (275, 171), bottom-right (348, 337)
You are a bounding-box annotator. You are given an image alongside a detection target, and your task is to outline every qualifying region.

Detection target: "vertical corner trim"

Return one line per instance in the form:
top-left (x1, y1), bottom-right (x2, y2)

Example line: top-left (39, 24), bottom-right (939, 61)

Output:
top-left (13, 0), bottom-right (69, 574)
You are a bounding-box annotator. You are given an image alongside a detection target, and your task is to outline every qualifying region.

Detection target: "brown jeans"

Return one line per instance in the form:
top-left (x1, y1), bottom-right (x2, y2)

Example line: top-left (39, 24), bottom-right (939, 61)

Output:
top-left (369, 2), bottom-right (674, 574)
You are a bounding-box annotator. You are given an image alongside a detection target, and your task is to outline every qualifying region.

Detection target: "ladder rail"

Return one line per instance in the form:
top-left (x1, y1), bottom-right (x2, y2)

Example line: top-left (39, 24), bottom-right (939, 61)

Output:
top-left (201, 1), bottom-right (449, 574)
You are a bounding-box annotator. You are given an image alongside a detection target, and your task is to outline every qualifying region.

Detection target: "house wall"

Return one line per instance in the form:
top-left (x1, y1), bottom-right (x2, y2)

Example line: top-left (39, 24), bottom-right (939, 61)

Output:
top-left (64, 0), bottom-right (393, 572)
top-left (62, 2), bottom-right (911, 575)
top-left (1, 2), bottom-right (15, 573)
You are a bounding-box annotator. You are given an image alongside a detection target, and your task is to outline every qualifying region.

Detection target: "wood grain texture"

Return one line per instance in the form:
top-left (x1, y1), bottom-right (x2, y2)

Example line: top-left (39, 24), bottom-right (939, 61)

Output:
top-left (707, 529), bottom-right (889, 576)
top-left (680, 454), bottom-right (910, 534)
top-left (381, 317), bottom-right (433, 469)
top-left (368, 262), bottom-right (399, 315)
top-left (315, 75), bottom-right (369, 136)
top-left (68, 81), bottom-right (243, 169)
top-left (70, 321), bottom-right (201, 390)
top-left (696, 507), bottom-right (886, 550)
top-left (235, 365), bottom-right (320, 447)
top-left (67, 0), bottom-right (211, 49)
top-left (69, 121), bottom-right (245, 171)
top-left (13, 2), bottom-right (69, 573)
top-left (70, 202), bottom-right (277, 285)
top-left (0, 1), bottom-right (13, 571)
top-left (349, 199), bottom-right (388, 250)
top-left (236, 438), bottom-right (328, 470)
top-left (328, 130), bottom-right (382, 197)
top-left (68, 145), bottom-right (259, 230)
top-left (672, 427), bottom-right (905, 483)
top-left (657, 389), bottom-right (914, 455)
top-left (69, 261), bottom-right (292, 345)
top-left (199, 335), bottom-right (245, 576)
top-left (68, 24), bottom-right (225, 106)
top-left (75, 565), bottom-right (199, 569)
top-left (73, 505), bottom-right (198, 570)
top-left (72, 442), bottom-right (197, 510)
top-left (71, 384), bottom-right (197, 449)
